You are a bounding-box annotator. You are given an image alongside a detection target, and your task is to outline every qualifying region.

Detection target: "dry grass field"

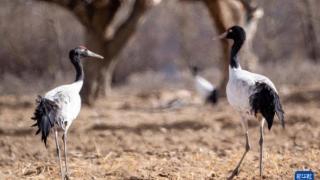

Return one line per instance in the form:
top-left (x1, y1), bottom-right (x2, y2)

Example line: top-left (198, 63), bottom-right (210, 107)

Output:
top-left (0, 81), bottom-right (319, 180)
top-left (0, 1), bottom-right (319, 179)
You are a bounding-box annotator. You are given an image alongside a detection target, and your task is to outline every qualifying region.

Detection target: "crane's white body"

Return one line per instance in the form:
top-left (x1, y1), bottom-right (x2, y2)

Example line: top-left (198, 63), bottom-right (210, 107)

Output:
top-left (44, 80), bottom-right (83, 131)
top-left (194, 75), bottom-right (215, 99)
top-left (227, 66), bottom-right (277, 113)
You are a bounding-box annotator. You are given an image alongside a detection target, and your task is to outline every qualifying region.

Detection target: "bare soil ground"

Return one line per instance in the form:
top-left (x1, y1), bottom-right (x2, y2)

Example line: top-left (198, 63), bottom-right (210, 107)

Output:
top-left (0, 85), bottom-right (319, 180)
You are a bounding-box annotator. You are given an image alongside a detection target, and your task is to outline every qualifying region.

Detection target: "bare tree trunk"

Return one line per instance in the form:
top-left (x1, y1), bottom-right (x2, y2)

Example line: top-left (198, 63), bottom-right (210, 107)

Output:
top-left (177, 3), bottom-right (193, 69)
top-left (299, 0), bottom-right (318, 62)
top-left (82, 0), bottom-right (157, 105)
top-left (37, 0), bottom-right (161, 105)
top-left (81, 31), bottom-right (105, 104)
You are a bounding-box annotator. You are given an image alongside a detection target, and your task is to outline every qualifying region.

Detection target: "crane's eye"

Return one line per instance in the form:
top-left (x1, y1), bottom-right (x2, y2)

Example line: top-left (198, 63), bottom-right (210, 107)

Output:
top-left (82, 49), bottom-right (88, 53)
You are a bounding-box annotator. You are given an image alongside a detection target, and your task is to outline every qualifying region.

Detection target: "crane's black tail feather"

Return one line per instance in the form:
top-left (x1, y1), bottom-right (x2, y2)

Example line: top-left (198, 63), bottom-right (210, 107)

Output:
top-left (249, 82), bottom-right (285, 130)
top-left (275, 100), bottom-right (285, 129)
top-left (31, 96), bottom-right (58, 146)
top-left (206, 89), bottom-right (219, 105)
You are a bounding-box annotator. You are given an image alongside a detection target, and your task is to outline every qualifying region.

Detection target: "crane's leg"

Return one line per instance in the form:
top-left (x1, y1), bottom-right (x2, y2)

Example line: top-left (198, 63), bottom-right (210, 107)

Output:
top-left (227, 117), bottom-right (250, 180)
top-left (62, 132), bottom-right (69, 180)
top-left (55, 129), bottom-right (64, 180)
top-left (259, 118), bottom-right (265, 177)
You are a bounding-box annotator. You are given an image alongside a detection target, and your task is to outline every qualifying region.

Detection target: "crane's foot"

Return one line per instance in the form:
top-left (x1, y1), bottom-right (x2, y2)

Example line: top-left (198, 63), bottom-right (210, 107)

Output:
top-left (227, 167), bottom-right (240, 180)
top-left (64, 174), bottom-right (70, 180)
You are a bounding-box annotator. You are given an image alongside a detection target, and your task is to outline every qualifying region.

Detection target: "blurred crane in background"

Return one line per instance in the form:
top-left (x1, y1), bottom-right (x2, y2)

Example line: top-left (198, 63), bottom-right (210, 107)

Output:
top-left (190, 66), bottom-right (218, 105)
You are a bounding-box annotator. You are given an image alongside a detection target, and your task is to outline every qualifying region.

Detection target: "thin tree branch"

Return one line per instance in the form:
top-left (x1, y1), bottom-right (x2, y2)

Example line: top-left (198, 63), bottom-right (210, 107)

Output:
top-left (37, 0), bottom-right (122, 35)
top-left (102, 0), bottom-right (154, 62)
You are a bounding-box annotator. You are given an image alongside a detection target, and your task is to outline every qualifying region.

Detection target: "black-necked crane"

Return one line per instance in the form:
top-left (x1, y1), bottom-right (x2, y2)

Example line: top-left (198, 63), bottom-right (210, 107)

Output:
top-left (217, 26), bottom-right (285, 179)
top-left (31, 46), bottom-right (103, 179)
top-left (191, 66), bottom-right (218, 105)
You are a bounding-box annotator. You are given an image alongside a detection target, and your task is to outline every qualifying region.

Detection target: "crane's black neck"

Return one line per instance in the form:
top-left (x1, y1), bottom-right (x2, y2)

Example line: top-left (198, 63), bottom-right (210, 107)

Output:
top-left (70, 55), bottom-right (84, 82)
top-left (191, 66), bottom-right (199, 77)
top-left (230, 39), bottom-right (244, 69)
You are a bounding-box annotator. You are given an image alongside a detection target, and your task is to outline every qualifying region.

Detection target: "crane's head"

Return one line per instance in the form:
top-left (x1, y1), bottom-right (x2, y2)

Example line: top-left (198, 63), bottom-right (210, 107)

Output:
top-left (69, 46), bottom-right (104, 62)
top-left (190, 65), bottom-right (200, 76)
top-left (216, 26), bottom-right (246, 42)
top-left (191, 65), bottom-right (207, 77)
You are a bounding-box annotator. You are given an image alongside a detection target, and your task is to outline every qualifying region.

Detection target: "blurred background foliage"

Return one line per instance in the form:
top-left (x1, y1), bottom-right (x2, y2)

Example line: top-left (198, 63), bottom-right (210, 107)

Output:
top-left (0, 0), bottom-right (319, 95)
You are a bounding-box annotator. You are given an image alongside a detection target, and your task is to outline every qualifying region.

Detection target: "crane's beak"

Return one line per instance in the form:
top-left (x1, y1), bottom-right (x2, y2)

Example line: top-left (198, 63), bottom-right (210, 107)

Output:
top-left (212, 31), bottom-right (228, 40)
top-left (87, 50), bottom-right (104, 59)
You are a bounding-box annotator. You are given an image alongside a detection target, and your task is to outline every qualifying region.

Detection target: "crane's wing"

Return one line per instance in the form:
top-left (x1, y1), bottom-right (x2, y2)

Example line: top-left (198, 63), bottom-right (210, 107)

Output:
top-left (249, 80), bottom-right (285, 130)
top-left (46, 88), bottom-right (81, 130)
top-left (45, 88), bottom-right (74, 126)
top-left (195, 76), bottom-right (216, 100)
top-left (252, 73), bottom-right (278, 93)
